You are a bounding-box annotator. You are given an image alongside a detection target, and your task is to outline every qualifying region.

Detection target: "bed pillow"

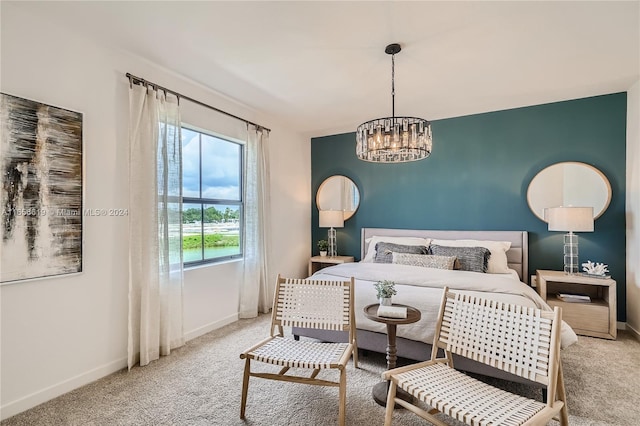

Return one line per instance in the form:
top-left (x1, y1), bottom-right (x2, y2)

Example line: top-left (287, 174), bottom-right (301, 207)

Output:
top-left (362, 236), bottom-right (431, 262)
top-left (430, 239), bottom-right (512, 274)
top-left (392, 253), bottom-right (457, 270)
top-left (429, 245), bottom-right (490, 273)
top-left (373, 242), bottom-right (429, 264)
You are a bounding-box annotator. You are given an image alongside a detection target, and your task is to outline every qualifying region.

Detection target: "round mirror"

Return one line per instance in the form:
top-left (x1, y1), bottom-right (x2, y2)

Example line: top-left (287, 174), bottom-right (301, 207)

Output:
top-left (527, 162), bottom-right (611, 222)
top-left (316, 175), bottom-right (360, 220)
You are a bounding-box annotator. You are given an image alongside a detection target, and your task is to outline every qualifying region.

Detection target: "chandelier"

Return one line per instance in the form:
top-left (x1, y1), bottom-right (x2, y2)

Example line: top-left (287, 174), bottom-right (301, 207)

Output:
top-left (356, 43), bottom-right (432, 163)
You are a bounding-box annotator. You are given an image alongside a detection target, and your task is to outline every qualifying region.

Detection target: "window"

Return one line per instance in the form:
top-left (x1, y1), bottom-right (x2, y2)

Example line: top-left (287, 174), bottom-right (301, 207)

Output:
top-left (182, 126), bottom-right (243, 265)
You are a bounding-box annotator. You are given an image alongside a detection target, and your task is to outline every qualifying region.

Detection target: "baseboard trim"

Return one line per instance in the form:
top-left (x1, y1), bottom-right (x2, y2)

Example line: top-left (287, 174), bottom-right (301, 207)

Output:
top-left (184, 313), bottom-right (238, 341)
top-left (617, 321), bottom-right (626, 330)
top-left (0, 357), bottom-right (127, 421)
top-left (626, 323), bottom-right (640, 341)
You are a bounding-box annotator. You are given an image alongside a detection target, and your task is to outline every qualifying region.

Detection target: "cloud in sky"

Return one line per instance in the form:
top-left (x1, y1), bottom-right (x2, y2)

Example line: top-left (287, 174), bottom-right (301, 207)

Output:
top-left (182, 129), bottom-right (241, 200)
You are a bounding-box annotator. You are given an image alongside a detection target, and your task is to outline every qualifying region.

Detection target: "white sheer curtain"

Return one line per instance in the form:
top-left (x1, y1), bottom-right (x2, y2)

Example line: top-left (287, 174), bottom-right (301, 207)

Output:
top-left (128, 84), bottom-right (184, 369)
top-left (239, 125), bottom-right (271, 318)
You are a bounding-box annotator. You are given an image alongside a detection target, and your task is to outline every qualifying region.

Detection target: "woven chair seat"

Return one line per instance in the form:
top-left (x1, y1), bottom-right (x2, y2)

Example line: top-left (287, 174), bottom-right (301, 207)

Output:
top-left (250, 337), bottom-right (350, 369)
top-left (396, 362), bottom-right (545, 426)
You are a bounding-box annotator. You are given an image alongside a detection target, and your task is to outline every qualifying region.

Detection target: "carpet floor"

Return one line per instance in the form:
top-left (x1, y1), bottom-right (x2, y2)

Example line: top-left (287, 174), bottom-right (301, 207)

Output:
top-left (2, 314), bottom-right (639, 425)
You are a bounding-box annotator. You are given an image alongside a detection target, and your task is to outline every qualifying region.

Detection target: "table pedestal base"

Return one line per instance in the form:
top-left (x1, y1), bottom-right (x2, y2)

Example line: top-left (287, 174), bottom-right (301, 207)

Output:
top-left (372, 381), bottom-right (414, 407)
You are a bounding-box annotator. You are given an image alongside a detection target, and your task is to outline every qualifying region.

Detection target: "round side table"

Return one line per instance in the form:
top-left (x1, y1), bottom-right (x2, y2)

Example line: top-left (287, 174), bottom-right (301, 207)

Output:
top-left (363, 303), bottom-right (421, 407)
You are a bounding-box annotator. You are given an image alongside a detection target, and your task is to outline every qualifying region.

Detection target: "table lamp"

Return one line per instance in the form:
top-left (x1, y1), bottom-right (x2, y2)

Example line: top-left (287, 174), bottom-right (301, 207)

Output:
top-left (547, 206), bottom-right (594, 274)
top-left (319, 210), bottom-right (344, 257)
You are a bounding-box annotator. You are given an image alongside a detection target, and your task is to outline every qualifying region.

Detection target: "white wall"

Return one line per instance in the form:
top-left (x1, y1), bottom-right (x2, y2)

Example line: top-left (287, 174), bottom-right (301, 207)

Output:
top-left (0, 3), bottom-right (310, 419)
top-left (627, 80), bottom-right (640, 337)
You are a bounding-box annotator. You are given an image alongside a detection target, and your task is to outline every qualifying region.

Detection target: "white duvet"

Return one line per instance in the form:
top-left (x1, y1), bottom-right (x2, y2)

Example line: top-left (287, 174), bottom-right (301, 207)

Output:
top-left (311, 262), bottom-right (578, 349)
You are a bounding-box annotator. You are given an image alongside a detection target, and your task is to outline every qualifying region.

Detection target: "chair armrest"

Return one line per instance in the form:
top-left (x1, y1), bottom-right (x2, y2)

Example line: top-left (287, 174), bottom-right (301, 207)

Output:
top-left (381, 359), bottom-right (445, 380)
top-left (240, 336), bottom-right (276, 359)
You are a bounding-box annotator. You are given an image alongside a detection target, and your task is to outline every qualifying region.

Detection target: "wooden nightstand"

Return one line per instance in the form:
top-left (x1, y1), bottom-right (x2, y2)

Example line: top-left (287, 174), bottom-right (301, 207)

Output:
top-left (308, 255), bottom-right (354, 276)
top-left (536, 269), bottom-right (616, 340)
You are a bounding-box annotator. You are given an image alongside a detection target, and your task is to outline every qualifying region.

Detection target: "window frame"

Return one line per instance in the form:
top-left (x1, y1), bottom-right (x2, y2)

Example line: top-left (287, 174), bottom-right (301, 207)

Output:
top-left (181, 124), bottom-right (244, 267)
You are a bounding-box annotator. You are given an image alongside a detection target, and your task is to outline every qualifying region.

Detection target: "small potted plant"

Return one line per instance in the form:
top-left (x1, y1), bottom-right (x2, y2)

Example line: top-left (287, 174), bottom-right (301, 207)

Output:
top-left (374, 280), bottom-right (397, 306)
top-left (317, 239), bottom-right (328, 256)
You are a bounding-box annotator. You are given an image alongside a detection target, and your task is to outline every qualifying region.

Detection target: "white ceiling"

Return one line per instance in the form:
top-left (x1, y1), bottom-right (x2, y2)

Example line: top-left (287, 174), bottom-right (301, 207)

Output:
top-left (10, 1), bottom-right (640, 137)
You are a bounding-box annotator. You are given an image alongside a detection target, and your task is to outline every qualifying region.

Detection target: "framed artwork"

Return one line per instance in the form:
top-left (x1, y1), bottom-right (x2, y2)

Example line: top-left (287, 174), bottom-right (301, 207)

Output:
top-left (1, 93), bottom-right (83, 283)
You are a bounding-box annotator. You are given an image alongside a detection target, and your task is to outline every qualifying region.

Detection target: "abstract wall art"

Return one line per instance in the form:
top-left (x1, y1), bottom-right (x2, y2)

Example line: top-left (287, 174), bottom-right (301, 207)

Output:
top-left (1, 93), bottom-right (83, 283)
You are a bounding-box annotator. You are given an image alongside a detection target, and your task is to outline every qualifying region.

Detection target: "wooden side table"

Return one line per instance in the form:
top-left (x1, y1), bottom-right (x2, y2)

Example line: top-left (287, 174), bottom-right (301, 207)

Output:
top-left (536, 269), bottom-right (616, 340)
top-left (363, 303), bottom-right (421, 407)
top-left (308, 255), bottom-right (354, 276)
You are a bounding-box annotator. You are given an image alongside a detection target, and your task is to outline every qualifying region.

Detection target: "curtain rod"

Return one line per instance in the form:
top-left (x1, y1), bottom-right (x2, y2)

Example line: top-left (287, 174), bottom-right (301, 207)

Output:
top-left (126, 72), bottom-right (271, 133)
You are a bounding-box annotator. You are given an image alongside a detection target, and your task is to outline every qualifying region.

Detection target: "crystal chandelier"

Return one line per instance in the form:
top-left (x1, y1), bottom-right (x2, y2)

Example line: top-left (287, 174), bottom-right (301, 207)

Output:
top-left (356, 43), bottom-right (432, 163)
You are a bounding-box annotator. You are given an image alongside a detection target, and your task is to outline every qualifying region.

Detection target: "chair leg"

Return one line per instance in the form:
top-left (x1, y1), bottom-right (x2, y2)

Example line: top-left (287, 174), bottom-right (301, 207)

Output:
top-left (338, 368), bottom-right (347, 426)
top-left (384, 381), bottom-right (397, 426)
top-left (240, 358), bottom-right (251, 419)
top-left (353, 346), bottom-right (359, 369)
top-left (557, 362), bottom-right (569, 425)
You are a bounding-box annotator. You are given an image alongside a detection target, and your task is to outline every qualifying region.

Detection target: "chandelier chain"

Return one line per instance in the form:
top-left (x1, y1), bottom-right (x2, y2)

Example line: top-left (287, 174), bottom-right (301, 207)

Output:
top-left (391, 53), bottom-right (395, 120)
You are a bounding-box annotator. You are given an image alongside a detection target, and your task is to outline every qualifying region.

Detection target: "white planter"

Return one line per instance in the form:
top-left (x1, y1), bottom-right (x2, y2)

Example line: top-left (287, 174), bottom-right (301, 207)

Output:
top-left (320, 251), bottom-right (327, 257)
top-left (379, 297), bottom-right (392, 306)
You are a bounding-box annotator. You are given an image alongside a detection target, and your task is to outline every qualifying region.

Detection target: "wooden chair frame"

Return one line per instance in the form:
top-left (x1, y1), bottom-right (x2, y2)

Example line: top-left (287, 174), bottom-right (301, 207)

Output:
top-left (240, 274), bottom-right (357, 426)
top-left (382, 288), bottom-right (568, 426)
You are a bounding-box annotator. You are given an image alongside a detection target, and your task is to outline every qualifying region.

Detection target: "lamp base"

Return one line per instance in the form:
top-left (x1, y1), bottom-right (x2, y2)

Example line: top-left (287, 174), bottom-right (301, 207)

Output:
top-left (563, 232), bottom-right (579, 275)
top-left (328, 227), bottom-right (337, 257)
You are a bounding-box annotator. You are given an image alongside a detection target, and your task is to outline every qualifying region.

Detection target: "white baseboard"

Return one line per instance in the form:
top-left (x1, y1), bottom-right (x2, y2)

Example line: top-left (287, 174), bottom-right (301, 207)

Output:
top-left (0, 357), bottom-right (127, 421)
top-left (626, 323), bottom-right (640, 340)
top-left (618, 321), bottom-right (626, 330)
top-left (184, 313), bottom-right (238, 341)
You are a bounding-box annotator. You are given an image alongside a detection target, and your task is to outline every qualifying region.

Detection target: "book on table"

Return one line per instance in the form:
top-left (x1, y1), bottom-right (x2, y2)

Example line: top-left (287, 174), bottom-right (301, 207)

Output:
top-left (377, 305), bottom-right (407, 319)
top-left (557, 292), bottom-right (591, 303)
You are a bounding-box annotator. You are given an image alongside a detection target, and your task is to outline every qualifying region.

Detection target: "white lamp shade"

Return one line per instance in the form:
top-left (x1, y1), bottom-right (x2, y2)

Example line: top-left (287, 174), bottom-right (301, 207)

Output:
top-left (547, 206), bottom-right (594, 232)
top-left (319, 210), bottom-right (344, 228)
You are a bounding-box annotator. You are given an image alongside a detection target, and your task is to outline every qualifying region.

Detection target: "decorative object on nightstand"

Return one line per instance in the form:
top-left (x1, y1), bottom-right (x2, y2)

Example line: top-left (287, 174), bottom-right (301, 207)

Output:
top-left (536, 269), bottom-right (616, 339)
top-left (582, 260), bottom-right (610, 277)
top-left (374, 280), bottom-right (397, 306)
top-left (317, 239), bottom-right (328, 257)
top-left (547, 206), bottom-right (594, 274)
top-left (319, 210), bottom-right (343, 257)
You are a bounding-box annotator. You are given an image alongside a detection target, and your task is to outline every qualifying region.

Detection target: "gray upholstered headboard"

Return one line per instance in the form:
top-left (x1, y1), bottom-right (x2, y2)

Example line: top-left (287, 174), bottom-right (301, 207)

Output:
top-left (360, 228), bottom-right (529, 284)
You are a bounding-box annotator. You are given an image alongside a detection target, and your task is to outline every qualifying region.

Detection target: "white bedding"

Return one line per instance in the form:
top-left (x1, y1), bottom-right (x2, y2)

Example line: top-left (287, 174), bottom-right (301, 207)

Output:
top-left (311, 262), bottom-right (578, 349)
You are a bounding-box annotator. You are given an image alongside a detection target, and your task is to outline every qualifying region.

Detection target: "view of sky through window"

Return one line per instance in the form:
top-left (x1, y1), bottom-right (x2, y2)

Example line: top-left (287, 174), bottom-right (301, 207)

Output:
top-left (182, 128), bottom-right (240, 200)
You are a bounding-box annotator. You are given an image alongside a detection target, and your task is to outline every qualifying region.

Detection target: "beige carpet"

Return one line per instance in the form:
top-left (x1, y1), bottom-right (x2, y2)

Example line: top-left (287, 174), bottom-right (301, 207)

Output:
top-left (2, 314), bottom-right (639, 425)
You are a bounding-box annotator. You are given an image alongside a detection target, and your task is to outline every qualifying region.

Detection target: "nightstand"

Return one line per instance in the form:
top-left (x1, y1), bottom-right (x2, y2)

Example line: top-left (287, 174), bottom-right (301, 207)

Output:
top-left (536, 270), bottom-right (616, 340)
top-left (308, 255), bottom-right (354, 276)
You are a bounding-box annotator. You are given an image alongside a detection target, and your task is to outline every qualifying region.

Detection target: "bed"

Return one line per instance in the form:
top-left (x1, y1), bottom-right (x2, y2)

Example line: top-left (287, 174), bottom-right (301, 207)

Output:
top-left (294, 228), bottom-right (578, 387)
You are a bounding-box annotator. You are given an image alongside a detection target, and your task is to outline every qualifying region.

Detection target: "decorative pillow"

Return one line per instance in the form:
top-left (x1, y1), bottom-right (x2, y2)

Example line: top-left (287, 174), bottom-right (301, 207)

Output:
top-left (429, 245), bottom-right (490, 273)
top-left (430, 239), bottom-right (512, 274)
top-left (362, 236), bottom-right (431, 262)
top-left (392, 253), bottom-right (457, 270)
top-left (373, 242), bottom-right (429, 264)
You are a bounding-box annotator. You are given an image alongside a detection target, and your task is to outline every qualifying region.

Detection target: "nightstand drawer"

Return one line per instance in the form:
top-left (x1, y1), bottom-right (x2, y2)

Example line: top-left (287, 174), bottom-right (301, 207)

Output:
top-left (547, 297), bottom-right (610, 335)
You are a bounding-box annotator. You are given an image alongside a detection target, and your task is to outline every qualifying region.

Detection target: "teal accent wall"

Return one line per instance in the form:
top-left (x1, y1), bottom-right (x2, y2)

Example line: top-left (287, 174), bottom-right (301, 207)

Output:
top-left (311, 93), bottom-right (627, 321)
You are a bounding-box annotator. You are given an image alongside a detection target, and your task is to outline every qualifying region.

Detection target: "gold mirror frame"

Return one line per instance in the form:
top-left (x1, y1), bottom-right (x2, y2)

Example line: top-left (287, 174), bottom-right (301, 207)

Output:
top-left (527, 162), bottom-right (612, 222)
top-left (316, 175), bottom-right (360, 220)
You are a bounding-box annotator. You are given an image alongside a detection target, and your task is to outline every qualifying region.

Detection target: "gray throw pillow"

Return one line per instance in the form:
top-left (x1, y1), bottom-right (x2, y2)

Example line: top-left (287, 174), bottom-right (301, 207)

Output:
top-left (374, 242), bottom-right (429, 263)
top-left (392, 253), bottom-right (457, 270)
top-left (429, 245), bottom-right (490, 273)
